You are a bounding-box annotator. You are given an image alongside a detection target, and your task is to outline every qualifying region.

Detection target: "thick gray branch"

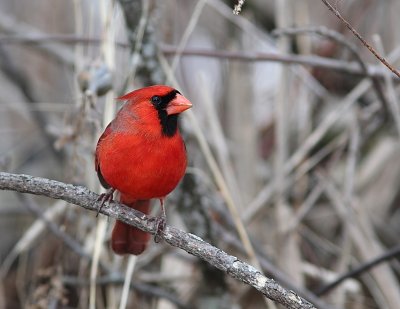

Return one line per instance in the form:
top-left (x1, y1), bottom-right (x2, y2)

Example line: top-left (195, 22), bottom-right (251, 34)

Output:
top-left (0, 172), bottom-right (316, 309)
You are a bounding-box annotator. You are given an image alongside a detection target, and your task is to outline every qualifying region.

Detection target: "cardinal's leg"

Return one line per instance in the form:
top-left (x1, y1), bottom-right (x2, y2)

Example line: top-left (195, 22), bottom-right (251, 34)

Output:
top-left (96, 188), bottom-right (115, 217)
top-left (154, 198), bottom-right (166, 243)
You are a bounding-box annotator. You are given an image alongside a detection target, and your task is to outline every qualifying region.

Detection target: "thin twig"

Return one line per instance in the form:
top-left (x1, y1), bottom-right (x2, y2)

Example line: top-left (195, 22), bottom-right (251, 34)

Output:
top-left (0, 172), bottom-right (316, 309)
top-left (62, 275), bottom-right (190, 309)
top-left (161, 44), bottom-right (383, 77)
top-left (0, 33), bottom-right (130, 48)
top-left (1, 33), bottom-right (399, 80)
top-left (244, 132), bottom-right (348, 223)
top-left (272, 26), bottom-right (388, 111)
top-left (0, 12), bottom-right (74, 66)
top-left (316, 170), bottom-right (400, 307)
top-left (4, 193), bottom-right (188, 307)
top-left (90, 2), bottom-right (117, 308)
top-left (17, 194), bottom-right (91, 261)
top-left (171, 0), bottom-right (207, 72)
top-left (124, 0), bottom-right (150, 85)
top-left (316, 243), bottom-right (400, 296)
top-left (273, 0), bottom-right (303, 291)
top-left (213, 223), bottom-right (337, 309)
top-left (373, 35), bottom-right (400, 137)
top-left (119, 256), bottom-right (137, 309)
top-left (319, 0), bottom-right (400, 79)
top-left (0, 200), bottom-right (69, 279)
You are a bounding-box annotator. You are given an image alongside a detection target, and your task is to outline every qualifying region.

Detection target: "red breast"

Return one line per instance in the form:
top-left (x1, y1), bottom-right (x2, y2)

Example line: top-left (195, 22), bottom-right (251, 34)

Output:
top-left (95, 85), bottom-right (192, 200)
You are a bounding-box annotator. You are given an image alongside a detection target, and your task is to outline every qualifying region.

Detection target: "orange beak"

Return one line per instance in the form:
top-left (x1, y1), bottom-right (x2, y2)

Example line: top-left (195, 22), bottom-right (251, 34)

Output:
top-left (166, 94), bottom-right (192, 115)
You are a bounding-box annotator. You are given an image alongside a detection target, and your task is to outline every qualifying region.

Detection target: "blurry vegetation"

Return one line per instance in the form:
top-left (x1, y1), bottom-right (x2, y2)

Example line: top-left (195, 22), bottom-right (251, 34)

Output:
top-left (1, 0), bottom-right (400, 308)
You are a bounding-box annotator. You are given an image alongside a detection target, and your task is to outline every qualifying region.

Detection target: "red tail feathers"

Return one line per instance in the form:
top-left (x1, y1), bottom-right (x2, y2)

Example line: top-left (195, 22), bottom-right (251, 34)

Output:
top-left (111, 197), bottom-right (150, 255)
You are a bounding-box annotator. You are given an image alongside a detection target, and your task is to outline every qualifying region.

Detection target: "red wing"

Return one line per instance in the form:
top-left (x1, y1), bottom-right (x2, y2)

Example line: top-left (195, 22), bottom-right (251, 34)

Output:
top-left (95, 123), bottom-right (112, 189)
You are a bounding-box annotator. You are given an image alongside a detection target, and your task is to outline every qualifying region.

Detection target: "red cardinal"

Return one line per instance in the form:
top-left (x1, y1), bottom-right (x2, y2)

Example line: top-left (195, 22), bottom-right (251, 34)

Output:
top-left (95, 85), bottom-right (192, 255)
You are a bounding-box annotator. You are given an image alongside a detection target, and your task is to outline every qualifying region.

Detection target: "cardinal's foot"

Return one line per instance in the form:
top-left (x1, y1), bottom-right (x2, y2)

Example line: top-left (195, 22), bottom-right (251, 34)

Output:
top-left (153, 215), bottom-right (166, 243)
top-left (96, 188), bottom-right (115, 217)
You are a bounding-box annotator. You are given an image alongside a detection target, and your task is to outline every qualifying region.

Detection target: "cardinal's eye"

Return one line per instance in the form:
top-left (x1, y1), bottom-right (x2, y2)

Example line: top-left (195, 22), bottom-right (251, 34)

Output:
top-left (151, 95), bottom-right (162, 106)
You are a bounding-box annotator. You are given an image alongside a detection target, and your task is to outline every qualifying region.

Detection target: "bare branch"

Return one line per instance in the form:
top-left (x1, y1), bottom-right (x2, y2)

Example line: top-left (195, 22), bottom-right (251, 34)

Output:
top-left (0, 33), bottom-right (398, 81)
top-left (319, 0), bottom-right (400, 79)
top-left (160, 44), bottom-right (397, 80)
top-left (62, 275), bottom-right (190, 309)
top-left (0, 172), bottom-right (316, 309)
top-left (316, 243), bottom-right (400, 296)
top-left (272, 26), bottom-right (388, 111)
